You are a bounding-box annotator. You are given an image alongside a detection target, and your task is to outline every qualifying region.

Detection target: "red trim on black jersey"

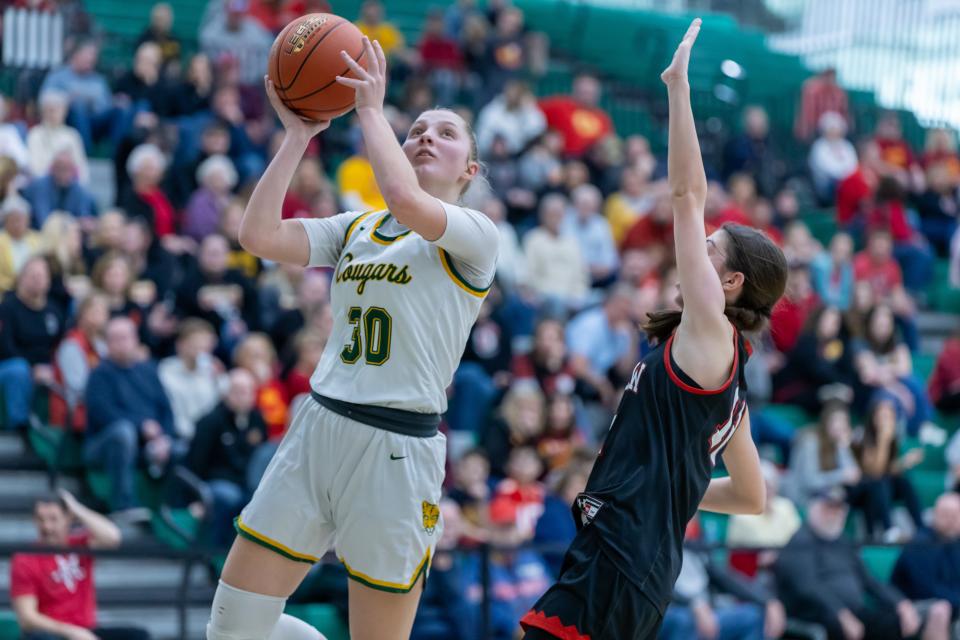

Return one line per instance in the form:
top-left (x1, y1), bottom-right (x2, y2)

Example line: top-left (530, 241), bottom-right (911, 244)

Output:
top-left (520, 610), bottom-right (592, 640)
top-left (663, 329), bottom-right (740, 396)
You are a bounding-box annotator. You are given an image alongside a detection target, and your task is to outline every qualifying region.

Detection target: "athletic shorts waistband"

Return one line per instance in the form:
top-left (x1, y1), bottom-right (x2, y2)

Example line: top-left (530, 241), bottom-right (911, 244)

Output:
top-left (311, 392), bottom-right (440, 438)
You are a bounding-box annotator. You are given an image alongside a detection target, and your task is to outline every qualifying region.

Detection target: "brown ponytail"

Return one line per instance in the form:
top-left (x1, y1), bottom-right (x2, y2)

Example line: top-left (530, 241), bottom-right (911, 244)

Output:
top-left (643, 223), bottom-right (787, 343)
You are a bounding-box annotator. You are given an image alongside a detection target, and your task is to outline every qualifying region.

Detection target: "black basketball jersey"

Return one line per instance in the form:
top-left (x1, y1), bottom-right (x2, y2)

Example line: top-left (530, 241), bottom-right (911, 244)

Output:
top-left (573, 327), bottom-right (751, 614)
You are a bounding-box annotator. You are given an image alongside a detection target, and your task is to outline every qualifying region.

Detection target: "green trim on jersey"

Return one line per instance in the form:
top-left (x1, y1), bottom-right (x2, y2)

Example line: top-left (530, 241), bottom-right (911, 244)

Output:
top-left (438, 249), bottom-right (491, 298)
top-left (371, 213), bottom-right (412, 245)
top-left (343, 211), bottom-right (378, 246)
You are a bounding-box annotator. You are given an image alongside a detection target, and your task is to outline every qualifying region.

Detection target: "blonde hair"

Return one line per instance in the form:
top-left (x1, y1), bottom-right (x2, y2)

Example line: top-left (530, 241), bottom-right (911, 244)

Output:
top-left (41, 212), bottom-right (84, 276)
top-left (233, 332), bottom-right (278, 368)
top-left (500, 380), bottom-right (546, 438)
top-left (90, 252), bottom-right (132, 293)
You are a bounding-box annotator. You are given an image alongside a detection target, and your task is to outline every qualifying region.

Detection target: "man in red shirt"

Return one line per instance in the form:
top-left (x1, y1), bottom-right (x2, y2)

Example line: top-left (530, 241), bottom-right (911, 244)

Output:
top-left (853, 229), bottom-right (916, 314)
top-left (873, 112), bottom-right (921, 182)
top-left (770, 263), bottom-right (820, 354)
top-left (11, 491), bottom-right (150, 640)
top-left (795, 68), bottom-right (852, 142)
top-left (538, 73), bottom-right (614, 158)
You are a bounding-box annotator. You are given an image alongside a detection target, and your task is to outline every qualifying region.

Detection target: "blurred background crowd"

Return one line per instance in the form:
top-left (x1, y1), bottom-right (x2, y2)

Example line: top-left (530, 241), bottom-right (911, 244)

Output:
top-left (0, 0), bottom-right (959, 638)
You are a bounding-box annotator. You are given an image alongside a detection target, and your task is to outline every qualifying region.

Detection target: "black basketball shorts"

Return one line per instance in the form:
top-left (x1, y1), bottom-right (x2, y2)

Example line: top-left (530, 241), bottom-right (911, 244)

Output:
top-left (520, 527), bottom-right (663, 640)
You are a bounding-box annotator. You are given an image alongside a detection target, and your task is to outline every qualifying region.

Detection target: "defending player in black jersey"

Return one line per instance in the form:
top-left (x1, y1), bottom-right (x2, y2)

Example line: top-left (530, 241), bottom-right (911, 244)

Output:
top-left (520, 19), bottom-right (789, 640)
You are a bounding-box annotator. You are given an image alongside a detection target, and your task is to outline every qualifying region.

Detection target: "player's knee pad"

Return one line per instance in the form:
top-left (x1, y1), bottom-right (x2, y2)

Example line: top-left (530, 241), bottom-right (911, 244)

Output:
top-left (269, 614), bottom-right (326, 640)
top-left (206, 580), bottom-right (286, 640)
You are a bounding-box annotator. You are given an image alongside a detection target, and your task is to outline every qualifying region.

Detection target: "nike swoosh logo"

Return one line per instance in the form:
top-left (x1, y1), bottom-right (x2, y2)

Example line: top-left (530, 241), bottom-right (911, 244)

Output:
top-left (390, 454), bottom-right (407, 461)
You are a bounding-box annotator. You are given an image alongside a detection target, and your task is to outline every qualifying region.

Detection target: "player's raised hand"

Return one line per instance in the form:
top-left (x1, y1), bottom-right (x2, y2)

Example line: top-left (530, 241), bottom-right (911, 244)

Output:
top-left (263, 76), bottom-right (330, 139)
top-left (661, 18), bottom-right (702, 87)
top-left (337, 37), bottom-right (387, 113)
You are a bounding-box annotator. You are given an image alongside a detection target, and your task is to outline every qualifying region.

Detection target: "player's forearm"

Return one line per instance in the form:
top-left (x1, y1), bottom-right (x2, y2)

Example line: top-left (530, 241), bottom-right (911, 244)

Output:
top-left (356, 106), bottom-right (440, 234)
top-left (238, 133), bottom-right (310, 251)
top-left (665, 81), bottom-right (707, 209)
top-left (699, 477), bottom-right (765, 515)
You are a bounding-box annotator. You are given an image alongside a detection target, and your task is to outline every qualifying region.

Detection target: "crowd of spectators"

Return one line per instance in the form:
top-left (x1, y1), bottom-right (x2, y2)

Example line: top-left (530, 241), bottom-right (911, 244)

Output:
top-left (1, 0), bottom-right (959, 638)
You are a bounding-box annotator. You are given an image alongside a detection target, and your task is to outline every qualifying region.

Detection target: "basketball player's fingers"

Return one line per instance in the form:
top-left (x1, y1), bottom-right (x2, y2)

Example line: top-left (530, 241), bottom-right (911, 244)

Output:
top-left (335, 75), bottom-right (364, 89)
top-left (683, 18), bottom-right (702, 46)
top-left (340, 50), bottom-right (373, 81)
top-left (263, 77), bottom-right (285, 110)
top-left (360, 36), bottom-right (379, 77)
top-left (372, 40), bottom-right (387, 78)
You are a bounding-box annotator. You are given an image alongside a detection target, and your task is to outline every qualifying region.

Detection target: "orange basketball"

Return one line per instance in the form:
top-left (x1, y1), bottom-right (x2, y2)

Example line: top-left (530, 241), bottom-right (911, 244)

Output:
top-left (267, 13), bottom-right (368, 121)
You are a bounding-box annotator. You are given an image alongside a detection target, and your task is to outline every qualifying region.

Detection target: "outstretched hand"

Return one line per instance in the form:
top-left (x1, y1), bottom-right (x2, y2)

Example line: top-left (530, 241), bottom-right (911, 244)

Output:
top-left (336, 36), bottom-right (387, 113)
top-left (661, 18), bottom-right (701, 87)
top-left (263, 76), bottom-right (330, 140)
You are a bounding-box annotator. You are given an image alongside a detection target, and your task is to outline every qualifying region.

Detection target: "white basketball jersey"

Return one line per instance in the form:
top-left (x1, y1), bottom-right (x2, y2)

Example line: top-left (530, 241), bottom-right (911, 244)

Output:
top-left (299, 203), bottom-right (498, 414)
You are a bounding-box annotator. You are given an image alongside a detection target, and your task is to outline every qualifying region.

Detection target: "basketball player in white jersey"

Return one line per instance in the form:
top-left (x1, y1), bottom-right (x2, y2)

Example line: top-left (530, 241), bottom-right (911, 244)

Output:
top-left (205, 38), bottom-right (498, 640)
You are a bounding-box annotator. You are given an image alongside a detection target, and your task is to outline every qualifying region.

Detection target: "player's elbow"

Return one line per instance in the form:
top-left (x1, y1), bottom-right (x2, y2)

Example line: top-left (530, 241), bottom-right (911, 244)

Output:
top-left (669, 189), bottom-right (706, 214)
top-left (741, 482), bottom-right (766, 515)
top-left (237, 221), bottom-right (268, 258)
top-left (237, 221), bottom-right (257, 254)
top-left (381, 185), bottom-right (424, 222)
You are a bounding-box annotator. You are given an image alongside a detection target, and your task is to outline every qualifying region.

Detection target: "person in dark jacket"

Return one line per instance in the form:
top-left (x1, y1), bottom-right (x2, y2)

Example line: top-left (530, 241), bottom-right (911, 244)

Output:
top-left (892, 492), bottom-right (960, 612)
top-left (186, 368), bottom-right (267, 546)
top-left (773, 305), bottom-right (856, 413)
top-left (0, 257), bottom-right (64, 431)
top-left (84, 316), bottom-right (179, 515)
top-left (660, 515), bottom-right (785, 640)
top-left (774, 487), bottom-right (950, 640)
top-left (19, 150), bottom-right (97, 227)
top-left (176, 234), bottom-right (259, 356)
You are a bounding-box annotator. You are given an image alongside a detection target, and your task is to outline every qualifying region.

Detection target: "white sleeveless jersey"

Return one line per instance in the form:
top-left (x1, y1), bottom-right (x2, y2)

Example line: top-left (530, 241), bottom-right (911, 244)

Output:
top-left (298, 201), bottom-right (499, 414)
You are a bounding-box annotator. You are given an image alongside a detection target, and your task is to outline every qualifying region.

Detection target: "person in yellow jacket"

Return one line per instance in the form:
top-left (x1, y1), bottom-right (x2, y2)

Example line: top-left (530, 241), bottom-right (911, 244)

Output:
top-left (354, 0), bottom-right (405, 57)
top-left (603, 165), bottom-right (661, 247)
top-left (0, 196), bottom-right (43, 292)
top-left (336, 140), bottom-right (387, 213)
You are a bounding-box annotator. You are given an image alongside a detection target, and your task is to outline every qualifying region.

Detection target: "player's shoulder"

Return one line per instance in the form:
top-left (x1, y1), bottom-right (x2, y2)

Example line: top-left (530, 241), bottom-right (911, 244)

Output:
top-left (439, 200), bottom-right (499, 245)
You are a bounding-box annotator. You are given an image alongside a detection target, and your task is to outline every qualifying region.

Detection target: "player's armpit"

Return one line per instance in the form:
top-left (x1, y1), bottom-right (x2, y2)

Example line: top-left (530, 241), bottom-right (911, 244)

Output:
top-left (698, 410), bottom-right (765, 515)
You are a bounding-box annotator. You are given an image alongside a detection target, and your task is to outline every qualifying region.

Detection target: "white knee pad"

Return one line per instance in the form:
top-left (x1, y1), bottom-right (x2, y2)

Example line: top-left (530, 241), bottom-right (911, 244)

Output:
top-left (270, 614), bottom-right (326, 640)
top-left (206, 581), bottom-right (326, 640)
top-left (206, 580), bottom-right (286, 640)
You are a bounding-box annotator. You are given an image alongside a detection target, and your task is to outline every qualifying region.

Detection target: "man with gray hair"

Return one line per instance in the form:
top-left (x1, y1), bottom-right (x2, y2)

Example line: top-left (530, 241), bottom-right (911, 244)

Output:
top-left (85, 317), bottom-right (179, 517)
top-left (19, 149), bottom-right (98, 226)
top-left (565, 282), bottom-right (636, 413)
top-left (0, 195), bottom-right (43, 290)
top-left (892, 492), bottom-right (960, 615)
top-left (775, 487), bottom-right (951, 640)
top-left (522, 193), bottom-right (589, 311)
top-left (25, 91), bottom-right (89, 184)
top-left (40, 40), bottom-right (116, 153)
top-left (563, 183), bottom-right (619, 287)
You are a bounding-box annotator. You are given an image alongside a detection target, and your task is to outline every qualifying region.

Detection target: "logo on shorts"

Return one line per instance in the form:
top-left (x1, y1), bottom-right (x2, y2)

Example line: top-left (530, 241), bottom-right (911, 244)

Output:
top-left (422, 501), bottom-right (439, 535)
top-left (576, 494), bottom-right (605, 527)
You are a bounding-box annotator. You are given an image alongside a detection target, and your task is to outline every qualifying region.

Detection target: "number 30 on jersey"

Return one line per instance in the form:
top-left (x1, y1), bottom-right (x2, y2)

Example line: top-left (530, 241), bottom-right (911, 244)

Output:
top-left (340, 306), bottom-right (393, 366)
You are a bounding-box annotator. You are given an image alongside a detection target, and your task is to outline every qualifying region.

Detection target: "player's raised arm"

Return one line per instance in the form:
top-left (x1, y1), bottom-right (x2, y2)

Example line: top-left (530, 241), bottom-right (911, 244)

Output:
top-left (237, 76), bottom-right (330, 266)
top-left (662, 19), bottom-right (728, 335)
top-left (337, 37), bottom-right (473, 240)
